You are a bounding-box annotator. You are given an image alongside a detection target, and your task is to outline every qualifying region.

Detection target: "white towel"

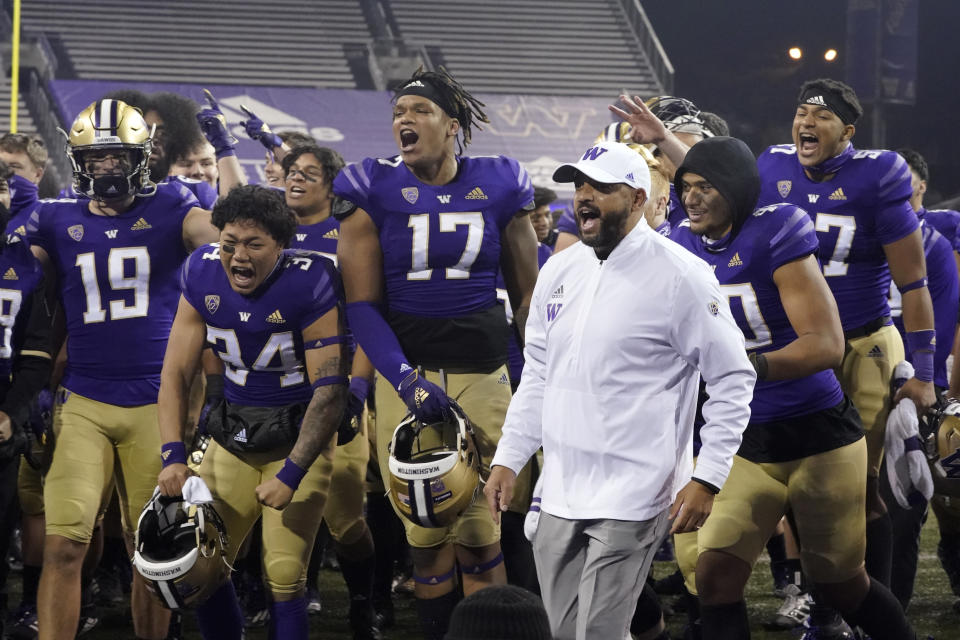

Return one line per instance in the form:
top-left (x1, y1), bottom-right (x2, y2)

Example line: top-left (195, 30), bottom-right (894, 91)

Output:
top-left (885, 361), bottom-right (934, 508)
top-left (524, 473), bottom-right (545, 542)
top-left (181, 475), bottom-right (214, 506)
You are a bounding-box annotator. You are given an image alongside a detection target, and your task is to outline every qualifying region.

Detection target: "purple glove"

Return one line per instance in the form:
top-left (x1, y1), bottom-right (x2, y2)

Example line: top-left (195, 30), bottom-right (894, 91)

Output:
top-left (28, 388), bottom-right (53, 439)
top-left (196, 89), bottom-right (237, 159)
top-left (239, 105), bottom-right (283, 151)
top-left (398, 371), bottom-right (452, 423)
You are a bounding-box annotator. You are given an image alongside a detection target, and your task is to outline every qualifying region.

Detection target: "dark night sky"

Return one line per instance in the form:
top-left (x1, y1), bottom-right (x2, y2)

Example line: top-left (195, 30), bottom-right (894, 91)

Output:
top-left (642, 0), bottom-right (960, 203)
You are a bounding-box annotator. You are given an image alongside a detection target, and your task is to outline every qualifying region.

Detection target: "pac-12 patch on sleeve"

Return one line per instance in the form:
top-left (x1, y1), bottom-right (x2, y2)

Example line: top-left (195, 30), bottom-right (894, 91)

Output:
top-left (707, 299), bottom-right (720, 317)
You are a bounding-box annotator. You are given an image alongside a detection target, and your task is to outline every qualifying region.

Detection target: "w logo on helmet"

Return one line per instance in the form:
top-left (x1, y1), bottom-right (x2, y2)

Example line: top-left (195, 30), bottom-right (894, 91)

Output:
top-left (581, 146), bottom-right (609, 161)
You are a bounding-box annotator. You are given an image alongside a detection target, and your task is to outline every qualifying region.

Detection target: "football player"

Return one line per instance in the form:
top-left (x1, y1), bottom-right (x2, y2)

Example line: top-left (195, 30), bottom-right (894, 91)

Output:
top-left (672, 136), bottom-right (918, 640)
top-left (528, 186), bottom-right (558, 248)
top-left (27, 99), bottom-right (218, 640)
top-left (755, 80), bottom-right (936, 605)
top-left (280, 143), bottom-right (382, 638)
top-left (156, 184), bottom-right (348, 640)
top-left (882, 148), bottom-right (960, 609)
top-left (334, 66), bottom-right (539, 640)
top-left (0, 171), bottom-right (53, 640)
top-left (169, 139), bottom-right (218, 191)
top-left (0, 132), bottom-right (48, 233)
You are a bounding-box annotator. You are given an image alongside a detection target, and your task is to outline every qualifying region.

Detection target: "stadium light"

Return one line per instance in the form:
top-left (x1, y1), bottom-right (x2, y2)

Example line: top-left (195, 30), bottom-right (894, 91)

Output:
top-left (788, 47), bottom-right (803, 61)
top-left (824, 49), bottom-right (838, 62)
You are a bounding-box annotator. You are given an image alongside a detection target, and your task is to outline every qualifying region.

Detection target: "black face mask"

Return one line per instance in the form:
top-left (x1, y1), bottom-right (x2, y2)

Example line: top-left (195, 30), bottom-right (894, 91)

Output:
top-left (92, 175), bottom-right (133, 199)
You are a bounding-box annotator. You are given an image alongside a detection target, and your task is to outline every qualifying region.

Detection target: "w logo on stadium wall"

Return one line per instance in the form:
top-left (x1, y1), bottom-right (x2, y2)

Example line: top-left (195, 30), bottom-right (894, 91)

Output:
top-left (581, 146), bottom-right (608, 161)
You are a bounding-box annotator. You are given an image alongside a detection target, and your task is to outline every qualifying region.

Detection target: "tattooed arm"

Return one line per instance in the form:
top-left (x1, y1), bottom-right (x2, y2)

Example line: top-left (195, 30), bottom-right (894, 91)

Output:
top-left (255, 305), bottom-right (349, 509)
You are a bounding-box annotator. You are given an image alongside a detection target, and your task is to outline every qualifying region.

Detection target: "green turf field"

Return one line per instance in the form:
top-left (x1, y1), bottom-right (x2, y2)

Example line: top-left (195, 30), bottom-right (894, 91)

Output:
top-left (8, 513), bottom-right (956, 639)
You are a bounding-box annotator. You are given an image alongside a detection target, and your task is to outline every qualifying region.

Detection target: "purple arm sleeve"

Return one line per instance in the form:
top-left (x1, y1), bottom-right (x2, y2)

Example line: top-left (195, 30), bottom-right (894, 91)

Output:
top-left (345, 301), bottom-right (412, 390)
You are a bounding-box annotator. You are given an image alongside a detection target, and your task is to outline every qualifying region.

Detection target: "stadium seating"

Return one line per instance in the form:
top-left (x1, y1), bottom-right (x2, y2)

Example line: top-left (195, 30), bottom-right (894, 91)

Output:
top-left (17, 0), bottom-right (367, 88)
top-left (387, 0), bottom-right (667, 96)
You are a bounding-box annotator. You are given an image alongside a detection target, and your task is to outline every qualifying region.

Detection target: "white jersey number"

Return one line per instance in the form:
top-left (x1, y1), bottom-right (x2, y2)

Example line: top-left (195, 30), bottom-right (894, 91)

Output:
top-left (76, 247), bottom-right (150, 323)
top-left (407, 212), bottom-right (485, 280)
top-left (814, 213), bottom-right (857, 277)
top-left (0, 289), bottom-right (24, 359)
top-left (206, 328), bottom-right (303, 387)
top-left (721, 282), bottom-right (773, 350)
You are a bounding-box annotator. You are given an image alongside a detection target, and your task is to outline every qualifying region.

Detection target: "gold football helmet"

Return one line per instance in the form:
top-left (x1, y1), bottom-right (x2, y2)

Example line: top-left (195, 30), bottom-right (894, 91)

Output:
top-left (922, 401), bottom-right (960, 498)
top-left (62, 99), bottom-right (153, 199)
top-left (388, 404), bottom-right (482, 528)
top-left (594, 122), bottom-right (661, 168)
top-left (133, 489), bottom-right (231, 609)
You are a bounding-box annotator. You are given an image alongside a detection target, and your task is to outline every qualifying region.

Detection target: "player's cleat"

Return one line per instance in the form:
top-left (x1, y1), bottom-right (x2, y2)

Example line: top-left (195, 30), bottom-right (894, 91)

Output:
top-left (767, 584), bottom-right (812, 630)
top-left (306, 587), bottom-right (322, 615)
top-left (800, 612), bottom-right (856, 639)
top-left (9, 602), bottom-right (39, 640)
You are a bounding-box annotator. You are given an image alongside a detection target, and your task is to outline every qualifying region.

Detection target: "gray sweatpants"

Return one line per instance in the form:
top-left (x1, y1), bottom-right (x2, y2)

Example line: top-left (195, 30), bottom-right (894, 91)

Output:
top-left (532, 510), bottom-right (670, 640)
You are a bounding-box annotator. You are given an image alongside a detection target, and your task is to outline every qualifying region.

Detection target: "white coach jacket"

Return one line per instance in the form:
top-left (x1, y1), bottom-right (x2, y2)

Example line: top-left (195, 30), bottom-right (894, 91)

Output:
top-left (492, 221), bottom-right (756, 521)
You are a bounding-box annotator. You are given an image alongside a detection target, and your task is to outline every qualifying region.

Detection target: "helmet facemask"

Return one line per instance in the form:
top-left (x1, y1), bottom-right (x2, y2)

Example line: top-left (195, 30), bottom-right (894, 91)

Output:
top-left (62, 99), bottom-right (155, 201)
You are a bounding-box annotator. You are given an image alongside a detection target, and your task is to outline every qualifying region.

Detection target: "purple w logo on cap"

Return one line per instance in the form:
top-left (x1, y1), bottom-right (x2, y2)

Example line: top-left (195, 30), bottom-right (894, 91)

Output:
top-left (581, 146), bottom-right (608, 161)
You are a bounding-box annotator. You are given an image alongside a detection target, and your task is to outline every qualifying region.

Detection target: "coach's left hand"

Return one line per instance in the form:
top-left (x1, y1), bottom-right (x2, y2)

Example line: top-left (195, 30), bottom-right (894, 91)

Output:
top-left (668, 480), bottom-right (714, 534)
top-left (256, 476), bottom-right (295, 510)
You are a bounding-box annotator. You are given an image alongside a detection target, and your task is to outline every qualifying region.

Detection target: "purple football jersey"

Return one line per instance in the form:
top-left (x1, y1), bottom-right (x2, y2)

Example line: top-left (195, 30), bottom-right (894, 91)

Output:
top-left (290, 216), bottom-right (339, 265)
top-left (497, 242), bottom-right (552, 385)
top-left (0, 236), bottom-right (46, 379)
top-left (166, 175), bottom-right (217, 210)
top-left (26, 183), bottom-right (198, 405)
top-left (665, 183), bottom-right (686, 230)
top-left (333, 155), bottom-right (533, 317)
top-left (891, 221), bottom-right (958, 388)
top-left (757, 145), bottom-right (917, 331)
top-left (181, 246), bottom-right (341, 406)
top-left (918, 207), bottom-right (960, 254)
top-left (672, 203), bottom-right (843, 421)
top-left (556, 208), bottom-right (577, 237)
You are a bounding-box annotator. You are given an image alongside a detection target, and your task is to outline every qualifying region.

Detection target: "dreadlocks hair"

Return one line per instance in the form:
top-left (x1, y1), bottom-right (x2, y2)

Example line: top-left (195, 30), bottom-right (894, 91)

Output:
top-left (395, 66), bottom-right (489, 153)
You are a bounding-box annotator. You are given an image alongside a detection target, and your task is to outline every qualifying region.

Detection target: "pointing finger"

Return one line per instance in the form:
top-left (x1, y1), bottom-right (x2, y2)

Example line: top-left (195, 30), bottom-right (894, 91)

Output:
top-left (202, 89), bottom-right (218, 109)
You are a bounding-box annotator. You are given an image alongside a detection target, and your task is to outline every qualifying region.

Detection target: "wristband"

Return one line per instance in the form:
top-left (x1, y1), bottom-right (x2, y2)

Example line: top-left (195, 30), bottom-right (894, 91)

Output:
top-left (748, 352), bottom-right (768, 381)
top-left (276, 457), bottom-right (308, 490)
top-left (161, 441), bottom-right (187, 468)
top-left (905, 330), bottom-right (936, 383)
top-left (349, 376), bottom-right (371, 404)
top-left (691, 477), bottom-right (720, 495)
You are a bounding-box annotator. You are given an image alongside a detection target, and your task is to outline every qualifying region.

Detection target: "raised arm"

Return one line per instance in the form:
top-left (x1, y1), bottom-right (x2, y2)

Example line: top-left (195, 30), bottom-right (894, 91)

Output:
top-left (196, 89), bottom-right (247, 197)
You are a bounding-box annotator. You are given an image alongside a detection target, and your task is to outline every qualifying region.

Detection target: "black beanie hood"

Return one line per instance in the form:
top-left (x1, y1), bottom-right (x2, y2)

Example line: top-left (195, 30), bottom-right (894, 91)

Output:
top-left (674, 136), bottom-right (760, 233)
